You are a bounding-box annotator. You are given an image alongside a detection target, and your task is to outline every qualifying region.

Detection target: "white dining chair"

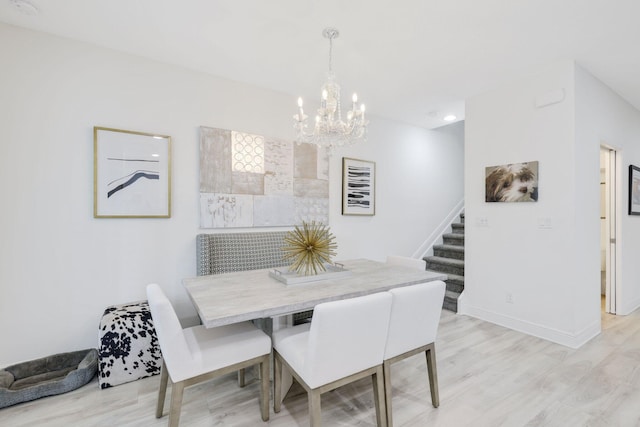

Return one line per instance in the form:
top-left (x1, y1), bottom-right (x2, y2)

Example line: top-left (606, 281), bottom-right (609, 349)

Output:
top-left (272, 292), bottom-right (393, 427)
top-left (386, 254), bottom-right (426, 270)
top-left (383, 280), bottom-right (445, 426)
top-left (146, 284), bottom-right (271, 427)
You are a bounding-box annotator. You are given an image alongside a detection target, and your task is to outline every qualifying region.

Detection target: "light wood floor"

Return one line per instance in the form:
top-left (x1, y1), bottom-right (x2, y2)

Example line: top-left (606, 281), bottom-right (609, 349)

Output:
top-left (2, 307), bottom-right (640, 426)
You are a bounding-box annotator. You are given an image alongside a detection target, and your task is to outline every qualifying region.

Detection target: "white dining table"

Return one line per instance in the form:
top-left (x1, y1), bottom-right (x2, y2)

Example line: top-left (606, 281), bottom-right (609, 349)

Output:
top-left (183, 258), bottom-right (447, 329)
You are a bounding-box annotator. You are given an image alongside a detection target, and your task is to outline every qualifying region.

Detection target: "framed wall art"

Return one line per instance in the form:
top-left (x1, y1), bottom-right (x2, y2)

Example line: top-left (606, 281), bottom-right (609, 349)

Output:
top-left (94, 127), bottom-right (171, 218)
top-left (485, 161), bottom-right (539, 203)
top-left (629, 164), bottom-right (640, 215)
top-left (342, 157), bottom-right (376, 216)
top-left (198, 126), bottom-right (329, 228)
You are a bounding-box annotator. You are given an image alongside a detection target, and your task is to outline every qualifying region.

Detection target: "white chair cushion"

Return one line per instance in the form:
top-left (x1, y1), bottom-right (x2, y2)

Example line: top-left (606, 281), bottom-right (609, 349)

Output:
top-left (146, 285), bottom-right (194, 379)
top-left (181, 322), bottom-right (271, 382)
top-left (273, 327), bottom-right (311, 380)
top-left (146, 284), bottom-right (271, 383)
top-left (272, 323), bottom-right (311, 380)
top-left (384, 281), bottom-right (445, 360)
top-left (275, 292), bottom-right (392, 389)
top-left (272, 323), bottom-right (311, 347)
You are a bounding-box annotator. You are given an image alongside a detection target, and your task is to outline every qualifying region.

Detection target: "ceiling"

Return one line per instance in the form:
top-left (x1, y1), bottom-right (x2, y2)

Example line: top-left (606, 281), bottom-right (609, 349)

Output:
top-left (1, 0), bottom-right (640, 129)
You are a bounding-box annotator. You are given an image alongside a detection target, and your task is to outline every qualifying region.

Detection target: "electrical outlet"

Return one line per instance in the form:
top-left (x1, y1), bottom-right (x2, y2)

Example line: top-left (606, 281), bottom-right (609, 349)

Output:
top-left (506, 293), bottom-right (514, 304)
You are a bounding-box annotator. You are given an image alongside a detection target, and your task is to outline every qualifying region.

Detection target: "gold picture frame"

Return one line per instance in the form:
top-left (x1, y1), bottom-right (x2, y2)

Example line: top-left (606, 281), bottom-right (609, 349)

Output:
top-left (94, 127), bottom-right (171, 218)
top-left (342, 157), bottom-right (376, 216)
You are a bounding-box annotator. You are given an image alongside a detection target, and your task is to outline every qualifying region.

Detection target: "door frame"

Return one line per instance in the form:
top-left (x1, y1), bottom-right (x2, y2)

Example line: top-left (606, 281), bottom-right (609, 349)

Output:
top-left (601, 145), bottom-right (621, 314)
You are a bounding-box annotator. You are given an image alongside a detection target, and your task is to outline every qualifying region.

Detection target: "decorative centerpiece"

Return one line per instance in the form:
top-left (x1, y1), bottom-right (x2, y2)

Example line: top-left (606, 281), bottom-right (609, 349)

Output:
top-left (281, 221), bottom-right (338, 275)
top-left (270, 221), bottom-right (350, 285)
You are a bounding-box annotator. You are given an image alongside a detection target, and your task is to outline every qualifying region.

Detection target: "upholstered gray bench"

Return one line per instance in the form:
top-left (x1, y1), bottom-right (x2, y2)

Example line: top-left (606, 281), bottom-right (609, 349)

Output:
top-left (0, 348), bottom-right (97, 409)
top-left (196, 232), bottom-right (313, 330)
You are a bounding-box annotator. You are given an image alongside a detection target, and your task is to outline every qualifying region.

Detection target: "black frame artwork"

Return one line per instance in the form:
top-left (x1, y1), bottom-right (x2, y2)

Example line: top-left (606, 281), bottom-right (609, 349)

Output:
top-left (342, 157), bottom-right (376, 216)
top-left (629, 165), bottom-right (640, 215)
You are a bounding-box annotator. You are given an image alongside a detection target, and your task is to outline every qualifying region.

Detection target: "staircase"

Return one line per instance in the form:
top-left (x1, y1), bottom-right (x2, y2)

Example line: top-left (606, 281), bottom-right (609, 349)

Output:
top-left (424, 213), bottom-right (464, 312)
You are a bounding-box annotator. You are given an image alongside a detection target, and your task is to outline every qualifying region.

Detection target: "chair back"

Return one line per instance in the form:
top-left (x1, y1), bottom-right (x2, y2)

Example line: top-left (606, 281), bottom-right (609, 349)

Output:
top-left (386, 255), bottom-right (426, 270)
top-left (304, 292), bottom-right (392, 389)
top-left (384, 281), bottom-right (445, 360)
top-left (146, 284), bottom-right (194, 379)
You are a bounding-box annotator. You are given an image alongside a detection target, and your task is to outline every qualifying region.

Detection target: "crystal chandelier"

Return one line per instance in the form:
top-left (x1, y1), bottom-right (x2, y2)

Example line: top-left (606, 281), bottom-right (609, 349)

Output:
top-left (294, 28), bottom-right (368, 150)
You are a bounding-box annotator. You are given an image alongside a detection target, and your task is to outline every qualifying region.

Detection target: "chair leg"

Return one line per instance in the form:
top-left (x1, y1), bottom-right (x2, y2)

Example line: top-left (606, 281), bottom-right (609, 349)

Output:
top-left (309, 389), bottom-right (322, 427)
top-left (168, 380), bottom-right (185, 427)
top-left (382, 360), bottom-right (393, 427)
top-left (260, 357), bottom-right (270, 421)
top-left (273, 352), bottom-right (282, 413)
top-left (425, 344), bottom-right (440, 408)
top-left (156, 361), bottom-right (169, 418)
top-left (238, 368), bottom-right (246, 387)
top-left (373, 366), bottom-right (388, 427)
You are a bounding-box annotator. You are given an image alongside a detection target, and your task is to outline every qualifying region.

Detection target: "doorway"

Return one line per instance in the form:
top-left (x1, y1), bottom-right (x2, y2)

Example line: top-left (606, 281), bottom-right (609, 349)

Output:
top-left (600, 146), bottom-right (618, 314)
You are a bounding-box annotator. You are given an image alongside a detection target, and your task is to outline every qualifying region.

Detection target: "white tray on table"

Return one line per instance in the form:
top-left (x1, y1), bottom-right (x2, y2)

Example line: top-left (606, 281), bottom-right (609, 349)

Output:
top-left (269, 263), bottom-right (351, 285)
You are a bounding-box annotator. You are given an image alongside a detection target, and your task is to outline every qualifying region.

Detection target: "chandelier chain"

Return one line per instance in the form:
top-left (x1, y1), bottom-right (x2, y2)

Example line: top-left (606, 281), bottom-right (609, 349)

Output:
top-left (328, 33), bottom-right (333, 73)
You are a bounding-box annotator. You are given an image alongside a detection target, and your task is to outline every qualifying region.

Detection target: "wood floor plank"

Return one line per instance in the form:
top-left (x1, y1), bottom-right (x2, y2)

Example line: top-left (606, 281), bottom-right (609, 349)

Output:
top-left (2, 308), bottom-right (640, 426)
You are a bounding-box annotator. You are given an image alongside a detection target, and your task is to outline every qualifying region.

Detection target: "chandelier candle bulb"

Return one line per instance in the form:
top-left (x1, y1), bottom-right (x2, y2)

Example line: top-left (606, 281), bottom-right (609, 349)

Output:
top-left (297, 98), bottom-right (305, 121)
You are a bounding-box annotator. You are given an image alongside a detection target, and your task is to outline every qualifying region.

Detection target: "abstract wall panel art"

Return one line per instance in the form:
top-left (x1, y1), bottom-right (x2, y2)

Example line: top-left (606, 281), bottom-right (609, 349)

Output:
top-left (199, 126), bottom-right (329, 228)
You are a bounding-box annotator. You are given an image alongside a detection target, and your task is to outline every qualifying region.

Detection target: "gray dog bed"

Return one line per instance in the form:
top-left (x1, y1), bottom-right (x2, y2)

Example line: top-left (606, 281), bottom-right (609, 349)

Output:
top-left (0, 348), bottom-right (98, 409)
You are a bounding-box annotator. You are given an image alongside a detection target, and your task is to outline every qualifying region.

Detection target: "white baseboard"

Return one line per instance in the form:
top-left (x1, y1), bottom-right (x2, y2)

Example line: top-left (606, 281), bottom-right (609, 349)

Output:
top-left (618, 295), bottom-right (640, 316)
top-left (461, 304), bottom-right (601, 349)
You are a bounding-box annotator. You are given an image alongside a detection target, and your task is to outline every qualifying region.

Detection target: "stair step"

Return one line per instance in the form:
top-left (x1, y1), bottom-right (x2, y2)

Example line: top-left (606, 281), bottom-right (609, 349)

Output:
top-left (442, 233), bottom-right (464, 247)
top-left (427, 271), bottom-right (464, 293)
top-left (424, 256), bottom-right (464, 276)
top-left (433, 244), bottom-right (464, 260)
top-left (451, 223), bottom-right (465, 234)
top-left (444, 273), bottom-right (464, 293)
top-left (443, 290), bottom-right (460, 312)
top-left (436, 211), bottom-right (464, 313)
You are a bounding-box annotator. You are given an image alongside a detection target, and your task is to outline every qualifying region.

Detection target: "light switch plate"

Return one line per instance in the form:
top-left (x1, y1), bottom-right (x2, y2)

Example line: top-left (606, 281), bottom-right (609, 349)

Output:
top-left (538, 217), bottom-right (552, 229)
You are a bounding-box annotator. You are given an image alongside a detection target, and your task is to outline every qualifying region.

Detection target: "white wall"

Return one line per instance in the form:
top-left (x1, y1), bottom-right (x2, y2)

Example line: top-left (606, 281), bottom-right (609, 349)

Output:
top-left (330, 119), bottom-right (464, 262)
top-left (463, 60), bottom-right (640, 348)
top-left (0, 23), bottom-right (464, 366)
top-left (575, 65), bottom-right (640, 315)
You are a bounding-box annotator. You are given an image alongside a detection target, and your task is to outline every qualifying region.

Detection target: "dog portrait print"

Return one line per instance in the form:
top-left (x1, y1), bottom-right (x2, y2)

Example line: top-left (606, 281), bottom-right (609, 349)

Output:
top-left (485, 161), bottom-right (539, 202)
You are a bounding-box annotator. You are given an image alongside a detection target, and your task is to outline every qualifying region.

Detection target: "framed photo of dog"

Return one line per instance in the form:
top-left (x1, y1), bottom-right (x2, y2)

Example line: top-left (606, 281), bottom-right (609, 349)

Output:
top-left (485, 161), bottom-right (539, 203)
top-left (629, 165), bottom-right (640, 215)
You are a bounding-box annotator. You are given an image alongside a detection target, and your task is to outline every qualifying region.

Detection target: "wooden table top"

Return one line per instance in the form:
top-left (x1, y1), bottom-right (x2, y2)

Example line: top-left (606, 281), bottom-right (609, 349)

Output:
top-left (183, 258), bottom-right (447, 328)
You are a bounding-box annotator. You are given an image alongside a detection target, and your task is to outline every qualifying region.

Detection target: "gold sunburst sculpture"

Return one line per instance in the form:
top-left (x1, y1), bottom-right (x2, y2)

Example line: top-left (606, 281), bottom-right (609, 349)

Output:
top-left (282, 221), bottom-right (338, 276)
